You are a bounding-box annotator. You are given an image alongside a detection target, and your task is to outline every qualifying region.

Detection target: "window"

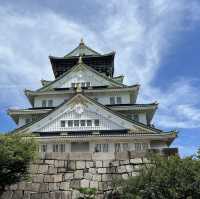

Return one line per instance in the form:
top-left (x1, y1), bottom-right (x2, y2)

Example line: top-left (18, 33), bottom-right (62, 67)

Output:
top-left (94, 119), bottom-right (100, 126)
top-left (48, 100), bottom-right (53, 107)
top-left (122, 143), bottom-right (129, 151)
top-left (71, 83), bottom-right (76, 88)
top-left (132, 114), bottom-right (139, 122)
top-left (95, 144), bottom-right (101, 152)
top-left (86, 82), bottom-right (90, 87)
top-left (60, 144), bottom-right (65, 152)
top-left (142, 143), bottom-right (148, 150)
top-left (42, 100), bottom-right (46, 107)
top-left (116, 97), bottom-right (122, 104)
top-left (80, 120), bottom-right (86, 126)
top-left (68, 120), bottom-right (73, 127)
top-left (135, 143), bottom-right (142, 152)
top-left (25, 118), bottom-right (31, 124)
top-left (60, 120), bottom-right (65, 127)
top-left (41, 144), bottom-right (47, 153)
top-left (74, 120), bottom-right (79, 127)
top-left (87, 120), bottom-right (92, 126)
top-left (95, 144), bottom-right (108, 152)
top-left (115, 143), bottom-right (121, 152)
top-left (53, 144), bottom-right (59, 152)
top-left (110, 97), bottom-right (115, 105)
top-left (81, 82), bottom-right (85, 87)
top-left (102, 144), bottom-right (108, 152)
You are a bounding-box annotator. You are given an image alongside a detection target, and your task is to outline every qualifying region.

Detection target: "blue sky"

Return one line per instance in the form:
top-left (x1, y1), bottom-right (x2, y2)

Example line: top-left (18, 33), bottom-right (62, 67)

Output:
top-left (0, 0), bottom-right (200, 156)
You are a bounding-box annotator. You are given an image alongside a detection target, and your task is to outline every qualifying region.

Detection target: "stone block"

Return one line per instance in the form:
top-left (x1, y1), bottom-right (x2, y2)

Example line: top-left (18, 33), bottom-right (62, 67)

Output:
top-left (17, 182), bottom-right (26, 190)
top-left (115, 152), bottom-right (129, 160)
top-left (41, 193), bottom-right (49, 199)
top-left (55, 191), bottom-right (62, 199)
top-left (96, 160), bottom-right (103, 167)
top-left (55, 160), bottom-right (65, 168)
top-left (71, 190), bottom-right (80, 199)
top-left (61, 191), bottom-right (71, 199)
top-left (92, 174), bottom-right (101, 181)
top-left (84, 172), bottom-right (93, 180)
top-left (88, 168), bottom-right (96, 174)
top-left (68, 160), bottom-right (76, 170)
top-left (69, 152), bottom-right (92, 160)
top-left (57, 168), bottom-right (67, 173)
top-left (9, 184), bottom-right (18, 191)
top-left (39, 183), bottom-right (49, 192)
top-left (86, 161), bottom-right (94, 168)
top-left (64, 172), bottom-right (74, 180)
top-left (126, 165), bottom-right (134, 172)
top-left (30, 193), bottom-right (42, 199)
top-left (122, 173), bottom-right (129, 180)
top-left (32, 174), bottom-right (44, 183)
top-left (74, 170), bottom-right (83, 179)
top-left (130, 158), bottom-right (143, 164)
top-left (93, 152), bottom-right (115, 160)
top-left (80, 179), bottom-right (89, 188)
top-left (131, 172), bottom-right (139, 177)
top-left (102, 160), bottom-right (111, 167)
top-left (110, 161), bottom-right (119, 167)
top-left (59, 182), bottom-right (70, 191)
top-left (90, 181), bottom-right (98, 189)
top-left (26, 182), bottom-right (40, 192)
top-left (117, 165), bottom-right (126, 173)
top-left (102, 174), bottom-right (112, 181)
top-left (70, 180), bottom-right (80, 189)
top-left (106, 166), bottom-right (116, 174)
top-left (38, 165), bottom-right (48, 173)
top-left (53, 174), bottom-right (63, 182)
top-left (45, 160), bottom-right (54, 165)
top-left (48, 183), bottom-right (59, 191)
top-left (76, 161), bottom-right (86, 169)
top-left (49, 192), bottom-right (55, 199)
top-left (29, 164), bottom-right (38, 173)
top-left (120, 160), bottom-right (130, 165)
top-left (0, 191), bottom-right (13, 199)
top-left (97, 168), bottom-right (107, 174)
top-left (48, 166), bottom-right (57, 174)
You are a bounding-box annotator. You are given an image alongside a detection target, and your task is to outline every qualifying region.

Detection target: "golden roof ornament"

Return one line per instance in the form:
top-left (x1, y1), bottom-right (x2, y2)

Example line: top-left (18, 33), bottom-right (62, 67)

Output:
top-left (78, 56), bottom-right (83, 64)
top-left (80, 38), bottom-right (84, 45)
top-left (76, 83), bottom-right (82, 93)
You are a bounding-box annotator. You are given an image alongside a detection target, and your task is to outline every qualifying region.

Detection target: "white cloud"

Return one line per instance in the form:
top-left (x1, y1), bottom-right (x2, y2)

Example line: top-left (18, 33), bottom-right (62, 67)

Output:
top-left (1, 0), bottom-right (200, 131)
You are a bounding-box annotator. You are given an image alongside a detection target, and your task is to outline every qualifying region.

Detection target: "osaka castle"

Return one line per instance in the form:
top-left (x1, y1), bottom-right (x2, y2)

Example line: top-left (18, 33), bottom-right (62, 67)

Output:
top-left (8, 39), bottom-right (177, 155)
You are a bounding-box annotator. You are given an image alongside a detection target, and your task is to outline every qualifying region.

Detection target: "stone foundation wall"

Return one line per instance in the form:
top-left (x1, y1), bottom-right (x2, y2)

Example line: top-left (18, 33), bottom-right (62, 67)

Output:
top-left (1, 152), bottom-right (149, 199)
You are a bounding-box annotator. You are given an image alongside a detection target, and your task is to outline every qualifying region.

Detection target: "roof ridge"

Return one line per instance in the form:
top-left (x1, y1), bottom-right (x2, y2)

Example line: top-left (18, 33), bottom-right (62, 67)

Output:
top-left (36, 61), bottom-right (126, 92)
top-left (11, 93), bottom-right (161, 134)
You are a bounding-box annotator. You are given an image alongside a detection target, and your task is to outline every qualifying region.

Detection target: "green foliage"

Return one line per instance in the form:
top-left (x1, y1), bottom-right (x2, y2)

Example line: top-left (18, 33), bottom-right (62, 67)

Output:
top-left (115, 154), bottom-right (200, 199)
top-left (0, 134), bottom-right (38, 191)
top-left (78, 187), bottom-right (97, 199)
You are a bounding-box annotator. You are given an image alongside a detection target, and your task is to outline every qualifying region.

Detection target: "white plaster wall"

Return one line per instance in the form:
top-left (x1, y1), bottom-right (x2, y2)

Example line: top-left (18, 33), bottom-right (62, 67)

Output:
top-left (18, 116), bottom-right (32, 127)
top-left (138, 113), bottom-right (147, 124)
top-left (34, 95), bottom-right (70, 107)
top-left (88, 92), bottom-right (131, 105)
top-left (150, 142), bottom-right (167, 149)
top-left (41, 141), bottom-right (151, 153)
top-left (33, 91), bottom-right (131, 108)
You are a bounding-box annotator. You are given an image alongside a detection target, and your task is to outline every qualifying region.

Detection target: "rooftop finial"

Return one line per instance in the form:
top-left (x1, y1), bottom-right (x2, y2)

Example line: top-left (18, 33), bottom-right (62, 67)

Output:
top-left (78, 56), bottom-right (83, 64)
top-left (80, 38), bottom-right (84, 45)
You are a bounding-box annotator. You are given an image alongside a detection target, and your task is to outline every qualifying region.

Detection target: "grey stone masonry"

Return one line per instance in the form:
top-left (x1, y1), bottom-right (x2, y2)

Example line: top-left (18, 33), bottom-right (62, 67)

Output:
top-left (1, 152), bottom-right (149, 199)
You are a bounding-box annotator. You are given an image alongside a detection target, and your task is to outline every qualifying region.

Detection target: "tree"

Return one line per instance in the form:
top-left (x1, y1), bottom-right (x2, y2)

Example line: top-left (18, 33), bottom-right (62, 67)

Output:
top-left (0, 134), bottom-right (37, 195)
top-left (115, 153), bottom-right (200, 199)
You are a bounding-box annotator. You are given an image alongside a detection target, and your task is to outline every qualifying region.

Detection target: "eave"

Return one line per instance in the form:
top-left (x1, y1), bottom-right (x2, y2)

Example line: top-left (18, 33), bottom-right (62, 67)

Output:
top-left (25, 85), bottom-right (140, 106)
top-left (30, 131), bottom-right (178, 145)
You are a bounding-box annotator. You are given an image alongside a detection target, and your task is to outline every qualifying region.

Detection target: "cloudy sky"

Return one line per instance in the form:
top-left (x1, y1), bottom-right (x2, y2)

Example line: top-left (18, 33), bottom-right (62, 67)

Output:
top-left (0, 0), bottom-right (200, 156)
